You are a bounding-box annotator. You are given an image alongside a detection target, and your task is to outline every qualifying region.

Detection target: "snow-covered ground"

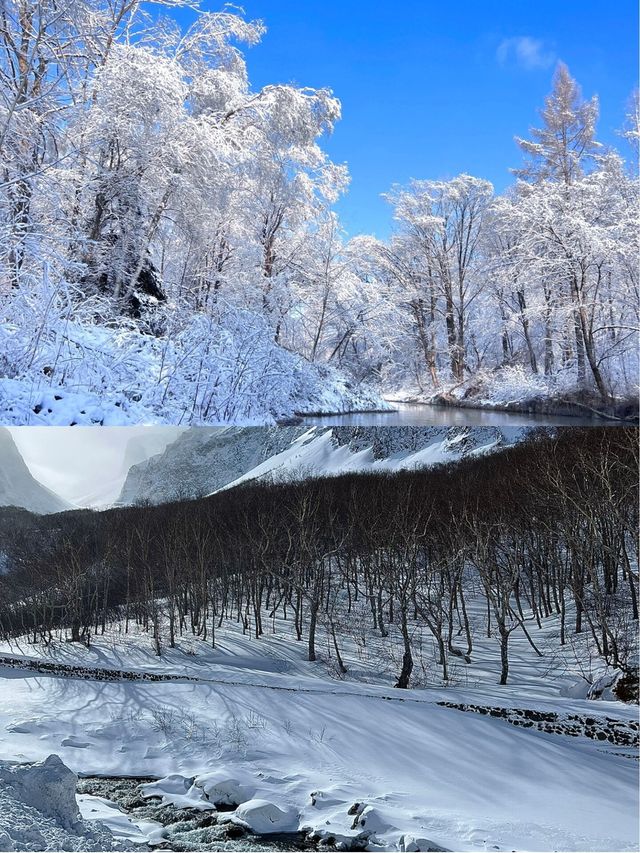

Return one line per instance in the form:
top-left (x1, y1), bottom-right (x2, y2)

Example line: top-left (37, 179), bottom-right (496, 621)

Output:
top-left (0, 600), bottom-right (637, 852)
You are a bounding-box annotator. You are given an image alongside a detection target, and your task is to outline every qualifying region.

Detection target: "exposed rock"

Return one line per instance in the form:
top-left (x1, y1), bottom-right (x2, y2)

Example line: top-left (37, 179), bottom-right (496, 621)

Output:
top-left (436, 701), bottom-right (638, 749)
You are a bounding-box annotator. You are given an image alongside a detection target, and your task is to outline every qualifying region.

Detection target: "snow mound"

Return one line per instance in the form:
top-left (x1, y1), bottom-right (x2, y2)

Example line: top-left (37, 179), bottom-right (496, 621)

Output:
top-left (230, 798), bottom-right (299, 834)
top-left (353, 804), bottom-right (395, 837)
top-left (0, 754), bottom-right (80, 831)
top-left (143, 770), bottom-right (258, 811)
top-left (141, 774), bottom-right (208, 811)
top-left (200, 774), bottom-right (255, 807)
top-left (143, 773), bottom-right (192, 797)
top-left (0, 378), bottom-right (147, 426)
top-left (0, 754), bottom-right (119, 851)
top-left (399, 834), bottom-right (448, 852)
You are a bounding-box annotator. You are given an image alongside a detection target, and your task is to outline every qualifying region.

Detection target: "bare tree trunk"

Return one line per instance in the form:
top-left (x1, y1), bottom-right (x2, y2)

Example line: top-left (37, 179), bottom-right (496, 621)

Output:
top-left (394, 606), bottom-right (413, 688)
top-left (308, 601), bottom-right (318, 662)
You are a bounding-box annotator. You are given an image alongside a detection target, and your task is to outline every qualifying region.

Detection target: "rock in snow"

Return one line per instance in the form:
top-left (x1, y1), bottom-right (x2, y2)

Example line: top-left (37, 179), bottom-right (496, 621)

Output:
top-left (231, 798), bottom-right (299, 834)
top-left (0, 754), bottom-right (118, 851)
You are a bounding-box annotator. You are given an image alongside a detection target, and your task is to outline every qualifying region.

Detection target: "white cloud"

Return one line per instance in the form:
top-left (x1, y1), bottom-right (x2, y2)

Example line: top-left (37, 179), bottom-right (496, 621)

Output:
top-left (496, 36), bottom-right (555, 71)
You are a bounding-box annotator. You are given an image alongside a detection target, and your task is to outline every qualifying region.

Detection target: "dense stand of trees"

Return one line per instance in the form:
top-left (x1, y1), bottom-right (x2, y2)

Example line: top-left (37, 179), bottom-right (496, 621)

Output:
top-left (0, 428), bottom-right (637, 688)
top-left (0, 2), bottom-right (637, 422)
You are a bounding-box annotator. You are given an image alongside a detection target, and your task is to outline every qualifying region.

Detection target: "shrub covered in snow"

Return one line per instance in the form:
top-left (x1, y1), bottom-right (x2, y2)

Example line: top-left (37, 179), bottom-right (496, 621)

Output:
top-left (0, 301), bottom-right (386, 425)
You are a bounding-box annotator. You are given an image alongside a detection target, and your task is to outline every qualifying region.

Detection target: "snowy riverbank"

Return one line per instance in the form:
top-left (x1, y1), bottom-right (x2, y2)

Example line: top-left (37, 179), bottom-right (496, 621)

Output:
top-left (388, 368), bottom-right (640, 424)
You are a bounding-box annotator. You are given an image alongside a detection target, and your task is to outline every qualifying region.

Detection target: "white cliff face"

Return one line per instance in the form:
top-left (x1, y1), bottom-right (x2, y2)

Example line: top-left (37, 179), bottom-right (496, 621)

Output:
top-left (117, 425), bottom-right (532, 506)
top-left (0, 428), bottom-right (70, 514)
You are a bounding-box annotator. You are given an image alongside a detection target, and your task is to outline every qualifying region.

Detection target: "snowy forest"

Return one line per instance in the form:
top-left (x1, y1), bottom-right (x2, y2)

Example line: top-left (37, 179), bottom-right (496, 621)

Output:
top-left (0, 1), bottom-right (638, 425)
top-left (1, 426), bottom-right (638, 851)
top-left (1, 427), bottom-right (637, 692)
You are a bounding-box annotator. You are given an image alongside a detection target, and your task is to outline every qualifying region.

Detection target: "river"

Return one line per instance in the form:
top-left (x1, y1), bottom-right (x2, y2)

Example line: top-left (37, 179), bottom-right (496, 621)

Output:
top-left (302, 401), bottom-right (620, 427)
top-left (77, 776), bottom-right (316, 851)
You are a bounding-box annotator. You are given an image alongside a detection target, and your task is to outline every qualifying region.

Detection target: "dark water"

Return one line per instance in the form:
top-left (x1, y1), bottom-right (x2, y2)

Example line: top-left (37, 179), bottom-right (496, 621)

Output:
top-left (302, 402), bottom-right (618, 427)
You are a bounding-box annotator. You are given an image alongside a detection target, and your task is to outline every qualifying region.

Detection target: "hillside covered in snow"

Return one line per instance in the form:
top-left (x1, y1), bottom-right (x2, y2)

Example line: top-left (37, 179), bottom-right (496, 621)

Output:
top-left (117, 425), bottom-right (528, 506)
top-left (2, 424), bottom-right (528, 514)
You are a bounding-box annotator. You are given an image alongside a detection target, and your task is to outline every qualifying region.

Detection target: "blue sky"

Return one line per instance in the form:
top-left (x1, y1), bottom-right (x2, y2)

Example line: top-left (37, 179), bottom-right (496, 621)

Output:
top-left (177, 1), bottom-right (638, 238)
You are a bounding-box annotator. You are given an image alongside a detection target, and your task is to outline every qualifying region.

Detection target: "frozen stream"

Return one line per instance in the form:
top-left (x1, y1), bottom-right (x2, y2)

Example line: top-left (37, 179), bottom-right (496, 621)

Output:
top-left (302, 401), bottom-right (619, 427)
top-left (77, 777), bottom-right (318, 852)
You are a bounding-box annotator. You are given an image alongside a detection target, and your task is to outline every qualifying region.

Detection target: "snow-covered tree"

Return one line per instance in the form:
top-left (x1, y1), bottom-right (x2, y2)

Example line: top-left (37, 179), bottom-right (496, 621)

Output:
top-left (514, 62), bottom-right (601, 185)
top-left (384, 175), bottom-right (493, 383)
top-left (0, 14), bottom-right (636, 423)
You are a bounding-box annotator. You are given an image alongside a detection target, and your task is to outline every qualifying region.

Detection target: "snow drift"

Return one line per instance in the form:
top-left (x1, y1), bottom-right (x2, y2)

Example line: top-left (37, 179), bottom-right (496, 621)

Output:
top-left (0, 755), bottom-right (118, 851)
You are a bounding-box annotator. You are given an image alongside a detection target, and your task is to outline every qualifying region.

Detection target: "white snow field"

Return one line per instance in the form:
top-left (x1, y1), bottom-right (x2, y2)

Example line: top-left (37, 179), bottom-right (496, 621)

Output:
top-left (0, 602), bottom-right (638, 853)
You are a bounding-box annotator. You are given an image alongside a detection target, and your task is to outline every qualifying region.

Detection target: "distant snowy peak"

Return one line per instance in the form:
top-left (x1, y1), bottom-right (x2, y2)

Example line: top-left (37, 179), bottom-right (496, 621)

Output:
top-left (0, 428), bottom-right (70, 514)
top-left (117, 425), bottom-right (531, 506)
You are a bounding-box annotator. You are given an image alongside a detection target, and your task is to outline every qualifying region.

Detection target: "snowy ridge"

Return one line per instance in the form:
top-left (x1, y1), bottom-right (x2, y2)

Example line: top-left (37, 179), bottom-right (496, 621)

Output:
top-left (118, 425), bottom-right (528, 506)
top-left (213, 426), bottom-right (514, 493)
top-left (116, 426), bottom-right (305, 506)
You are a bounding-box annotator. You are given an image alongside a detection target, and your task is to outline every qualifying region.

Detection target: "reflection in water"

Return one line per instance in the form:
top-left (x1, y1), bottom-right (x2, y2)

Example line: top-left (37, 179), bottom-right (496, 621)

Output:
top-left (302, 402), bottom-right (612, 428)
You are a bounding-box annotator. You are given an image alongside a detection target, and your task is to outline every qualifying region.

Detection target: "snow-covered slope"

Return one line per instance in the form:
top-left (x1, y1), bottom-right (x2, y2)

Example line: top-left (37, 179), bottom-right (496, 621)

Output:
top-left (0, 603), bottom-right (637, 852)
top-left (117, 426), bottom-right (307, 505)
top-left (117, 425), bottom-right (530, 505)
top-left (0, 428), bottom-right (70, 514)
